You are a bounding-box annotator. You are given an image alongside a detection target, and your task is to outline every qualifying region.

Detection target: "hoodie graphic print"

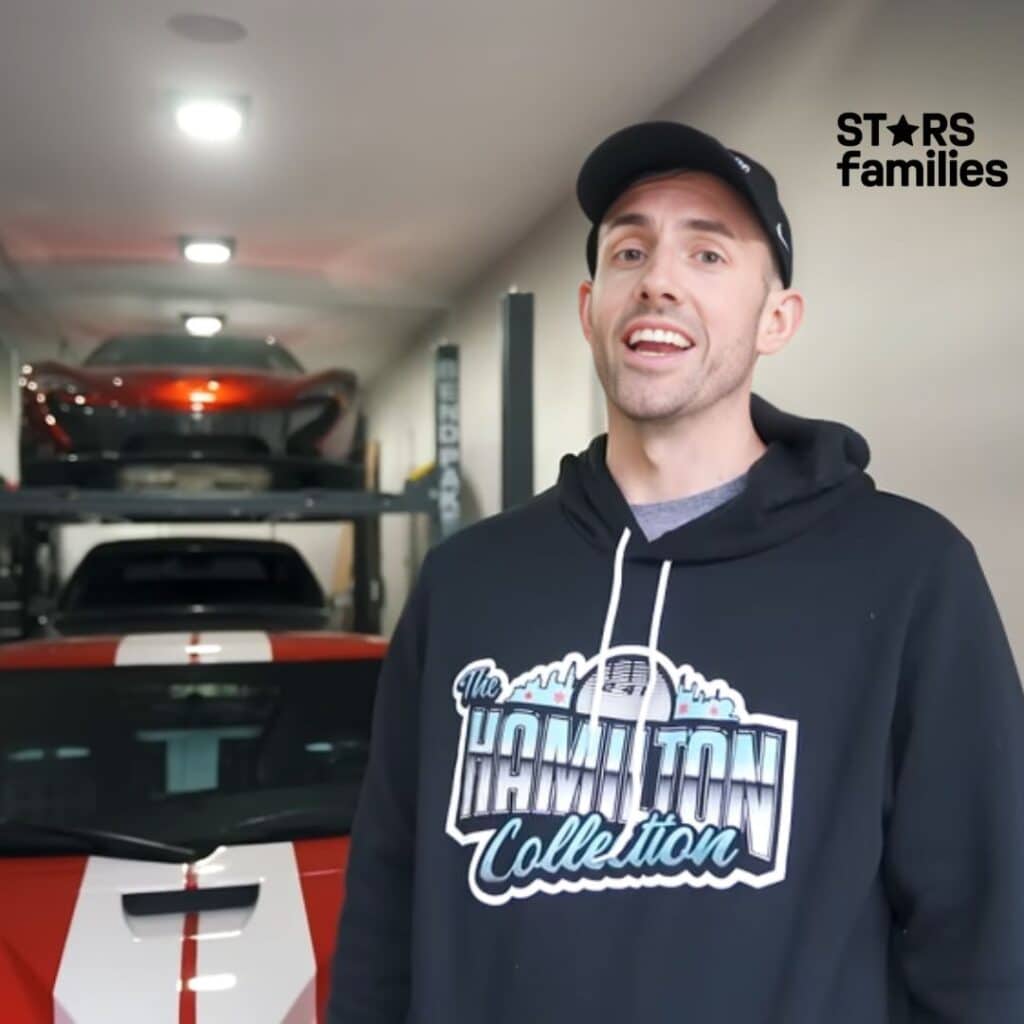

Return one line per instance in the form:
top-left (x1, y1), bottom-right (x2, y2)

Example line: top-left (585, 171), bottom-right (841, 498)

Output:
top-left (445, 524), bottom-right (799, 906)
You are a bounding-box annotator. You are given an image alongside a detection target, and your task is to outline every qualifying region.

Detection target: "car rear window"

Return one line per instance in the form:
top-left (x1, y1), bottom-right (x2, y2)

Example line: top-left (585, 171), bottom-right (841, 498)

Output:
top-left (61, 545), bottom-right (324, 611)
top-left (0, 659), bottom-right (379, 852)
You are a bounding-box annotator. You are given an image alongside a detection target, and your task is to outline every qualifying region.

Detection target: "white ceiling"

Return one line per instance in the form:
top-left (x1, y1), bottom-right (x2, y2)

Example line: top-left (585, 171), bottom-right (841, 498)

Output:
top-left (0, 0), bottom-right (776, 382)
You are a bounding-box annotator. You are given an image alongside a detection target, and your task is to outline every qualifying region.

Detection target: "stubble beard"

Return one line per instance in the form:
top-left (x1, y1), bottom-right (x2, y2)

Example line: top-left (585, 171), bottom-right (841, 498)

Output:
top-left (601, 357), bottom-right (700, 424)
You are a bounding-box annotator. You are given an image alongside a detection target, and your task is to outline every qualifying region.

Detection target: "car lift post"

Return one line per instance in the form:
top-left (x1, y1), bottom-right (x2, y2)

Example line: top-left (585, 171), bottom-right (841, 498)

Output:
top-left (501, 291), bottom-right (533, 511)
top-left (352, 340), bottom-right (459, 633)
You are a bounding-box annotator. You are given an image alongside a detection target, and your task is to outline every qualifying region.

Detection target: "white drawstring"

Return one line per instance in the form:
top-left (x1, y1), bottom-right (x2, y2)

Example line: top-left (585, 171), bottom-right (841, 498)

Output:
top-left (595, 557), bottom-right (672, 864)
top-left (588, 524), bottom-right (673, 864)
top-left (588, 527), bottom-right (631, 748)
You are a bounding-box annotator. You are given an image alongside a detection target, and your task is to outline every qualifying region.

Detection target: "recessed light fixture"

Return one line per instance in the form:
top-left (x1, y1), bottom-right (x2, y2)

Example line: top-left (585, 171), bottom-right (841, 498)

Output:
top-left (183, 314), bottom-right (225, 337)
top-left (175, 98), bottom-right (245, 142)
top-left (167, 14), bottom-right (248, 45)
top-left (181, 237), bottom-right (234, 264)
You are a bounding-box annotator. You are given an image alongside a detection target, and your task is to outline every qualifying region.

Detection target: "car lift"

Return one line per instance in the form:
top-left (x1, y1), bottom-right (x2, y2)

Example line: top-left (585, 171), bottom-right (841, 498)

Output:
top-left (0, 291), bottom-right (535, 644)
top-left (0, 343), bottom-right (464, 641)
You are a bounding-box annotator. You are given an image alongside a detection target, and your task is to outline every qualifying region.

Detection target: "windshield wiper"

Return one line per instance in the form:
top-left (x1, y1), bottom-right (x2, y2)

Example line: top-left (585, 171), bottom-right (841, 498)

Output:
top-left (0, 819), bottom-right (200, 862)
top-left (225, 807), bottom-right (352, 844)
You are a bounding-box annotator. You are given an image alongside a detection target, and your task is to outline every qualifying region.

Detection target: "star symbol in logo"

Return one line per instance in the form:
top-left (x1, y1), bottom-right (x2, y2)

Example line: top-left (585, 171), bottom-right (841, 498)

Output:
top-left (887, 115), bottom-right (919, 146)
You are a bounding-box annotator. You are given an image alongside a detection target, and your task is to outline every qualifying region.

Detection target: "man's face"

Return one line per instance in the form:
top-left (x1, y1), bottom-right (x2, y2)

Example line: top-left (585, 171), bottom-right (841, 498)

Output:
top-left (578, 170), bottom-right (784, 426)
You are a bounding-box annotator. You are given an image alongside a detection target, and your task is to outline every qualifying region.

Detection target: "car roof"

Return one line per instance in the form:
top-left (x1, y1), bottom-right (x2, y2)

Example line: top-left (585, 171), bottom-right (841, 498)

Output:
top-left (94, 332), bottom-right (283, 349)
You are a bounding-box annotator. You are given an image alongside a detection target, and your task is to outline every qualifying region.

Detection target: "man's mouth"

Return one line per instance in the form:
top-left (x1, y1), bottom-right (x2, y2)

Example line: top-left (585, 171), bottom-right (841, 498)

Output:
top-left (623, 327), bottom-right (695, 357)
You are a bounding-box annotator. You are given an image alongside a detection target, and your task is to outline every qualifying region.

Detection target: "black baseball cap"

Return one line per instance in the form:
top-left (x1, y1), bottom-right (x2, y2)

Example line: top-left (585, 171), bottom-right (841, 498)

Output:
top-left (576, 121), bottom-right (793, 287)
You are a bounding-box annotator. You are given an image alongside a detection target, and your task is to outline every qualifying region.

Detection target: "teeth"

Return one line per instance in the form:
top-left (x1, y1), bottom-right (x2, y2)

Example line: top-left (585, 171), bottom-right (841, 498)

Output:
top-left (626, 327), bottom-right (693, 349)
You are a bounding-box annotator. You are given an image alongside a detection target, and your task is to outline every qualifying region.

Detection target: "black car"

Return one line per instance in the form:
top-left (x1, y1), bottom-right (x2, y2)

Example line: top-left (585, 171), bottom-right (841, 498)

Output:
top-left (40, 537), bottom-right (330, 636)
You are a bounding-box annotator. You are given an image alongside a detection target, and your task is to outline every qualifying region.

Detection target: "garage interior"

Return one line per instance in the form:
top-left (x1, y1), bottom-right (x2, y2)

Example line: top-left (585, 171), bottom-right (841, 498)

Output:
top-left (0, 0), bottom-right (1020, 1020)
top-left (0, 1), bottom-right (1020, 638)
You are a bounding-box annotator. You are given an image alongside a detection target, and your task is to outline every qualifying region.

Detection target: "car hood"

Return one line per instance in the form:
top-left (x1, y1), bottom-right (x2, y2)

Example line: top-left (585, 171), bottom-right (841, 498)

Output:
top-left (0, 838), bottom-right (349, 1022)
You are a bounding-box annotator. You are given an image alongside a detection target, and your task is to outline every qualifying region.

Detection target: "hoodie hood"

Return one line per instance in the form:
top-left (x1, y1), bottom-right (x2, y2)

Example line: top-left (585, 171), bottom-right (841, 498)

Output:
top-left (557, 391), bottom-right (875, 564)
top-left (554, 391), bottom-right (876, 863)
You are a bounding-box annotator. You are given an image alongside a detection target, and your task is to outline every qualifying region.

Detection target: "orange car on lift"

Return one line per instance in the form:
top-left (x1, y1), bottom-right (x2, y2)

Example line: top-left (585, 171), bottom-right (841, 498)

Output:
top-left (0, 626), bottom-right (385, 1023)
top-left (20, 333), bottom-right (362, 490)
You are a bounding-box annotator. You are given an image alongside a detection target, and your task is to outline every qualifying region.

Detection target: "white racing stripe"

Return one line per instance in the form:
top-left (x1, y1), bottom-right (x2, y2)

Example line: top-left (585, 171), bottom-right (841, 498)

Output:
top-left (195, 631), bottom-right (273, 664)
top-left (53, 844), bottom-right (316, 1023)
top-left (193, 843), bottom-right (317, 1023)
top-left (114, 632), bottom-right (273, 667)
top-left (55, 856), bottom-right (186, 1024)
top-left (116, 633), bottom-right (193, 666)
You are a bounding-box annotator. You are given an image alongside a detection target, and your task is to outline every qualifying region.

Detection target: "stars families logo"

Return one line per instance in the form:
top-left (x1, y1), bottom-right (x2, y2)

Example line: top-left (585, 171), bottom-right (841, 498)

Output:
top-left (836, 112), bottom-right (1008, 188)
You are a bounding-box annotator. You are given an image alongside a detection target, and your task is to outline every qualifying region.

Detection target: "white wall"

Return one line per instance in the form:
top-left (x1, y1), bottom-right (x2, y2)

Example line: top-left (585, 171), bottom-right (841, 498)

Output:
top-left (367, 0), bottom-right (1024, 664)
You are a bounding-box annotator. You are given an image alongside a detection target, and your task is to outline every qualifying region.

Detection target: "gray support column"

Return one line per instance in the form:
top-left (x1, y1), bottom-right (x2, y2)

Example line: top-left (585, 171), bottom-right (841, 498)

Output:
top-left (501, 292), bottom-right (534, 511)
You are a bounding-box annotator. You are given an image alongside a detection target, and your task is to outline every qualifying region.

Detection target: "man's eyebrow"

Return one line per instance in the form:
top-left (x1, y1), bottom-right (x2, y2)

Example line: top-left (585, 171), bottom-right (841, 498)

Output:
top-left (602, 213), bottom-right (737, 240)
top-left (602, 212), bottom-right (651, 234)
top-left (680, 217), bottom-right (736, 240)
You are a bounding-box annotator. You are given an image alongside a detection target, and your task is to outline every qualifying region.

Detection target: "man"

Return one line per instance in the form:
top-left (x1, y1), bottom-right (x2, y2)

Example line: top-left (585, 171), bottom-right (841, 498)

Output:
top-left (329, 122), bottom-right (1024, 1023)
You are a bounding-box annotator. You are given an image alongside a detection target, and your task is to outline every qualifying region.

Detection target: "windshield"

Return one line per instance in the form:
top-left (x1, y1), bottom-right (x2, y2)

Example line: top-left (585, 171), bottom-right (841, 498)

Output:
top-left (0, 660), bottom-right (378, 855)
top-left (84, 335), bottom-right (305, 373)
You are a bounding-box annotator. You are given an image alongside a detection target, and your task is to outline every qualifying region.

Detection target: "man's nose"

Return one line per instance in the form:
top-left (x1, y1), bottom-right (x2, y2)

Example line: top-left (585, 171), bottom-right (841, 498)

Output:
top-left (635, 244), bottom-right (681, 304)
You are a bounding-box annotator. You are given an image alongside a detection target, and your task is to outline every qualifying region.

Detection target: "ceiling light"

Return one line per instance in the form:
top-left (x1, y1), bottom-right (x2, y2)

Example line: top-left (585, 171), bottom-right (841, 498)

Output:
top-left (183, 315), bottom-right (225, 337)
top-left (167, 14), bottom-right (248, 45)
top-left (182, 237), bottom-right (234, 264)
top-left (175, 99), bottom-right (244, 142)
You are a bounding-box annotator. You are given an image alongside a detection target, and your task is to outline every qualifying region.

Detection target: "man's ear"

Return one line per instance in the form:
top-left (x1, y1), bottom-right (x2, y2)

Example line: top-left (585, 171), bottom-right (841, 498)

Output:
top-left (578, 279), bottom-right (594, 342)
top-left (757, 287), bottom-right (805, 357)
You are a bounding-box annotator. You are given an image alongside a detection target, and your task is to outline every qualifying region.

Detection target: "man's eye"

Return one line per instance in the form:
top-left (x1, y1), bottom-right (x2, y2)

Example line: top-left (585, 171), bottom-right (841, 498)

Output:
top-left (697, 250), bottom-right (723, 264)
top-left (615, 248), bottom-right (644, 262)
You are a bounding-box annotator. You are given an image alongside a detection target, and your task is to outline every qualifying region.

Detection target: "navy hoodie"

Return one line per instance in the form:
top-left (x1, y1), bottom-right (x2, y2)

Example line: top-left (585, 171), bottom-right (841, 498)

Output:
top-left (329, 392), bottom-right (1024, 1023)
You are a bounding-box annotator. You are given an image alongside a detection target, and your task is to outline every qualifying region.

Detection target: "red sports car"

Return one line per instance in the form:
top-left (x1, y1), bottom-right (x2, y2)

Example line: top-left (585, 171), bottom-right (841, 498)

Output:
top-left (20, 334), bottom-right (362, 489)
top-left (0, 627), bottom-right (385, 1022)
